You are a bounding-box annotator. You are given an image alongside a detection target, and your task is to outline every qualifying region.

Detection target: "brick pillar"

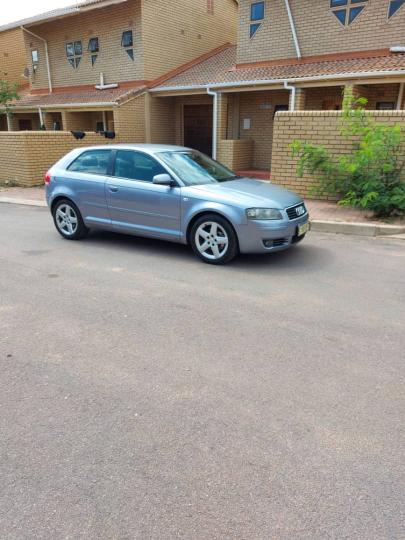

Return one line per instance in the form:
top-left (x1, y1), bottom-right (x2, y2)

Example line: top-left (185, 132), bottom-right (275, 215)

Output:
top-left (43, 112), bottom-right (54, 131)
top-left (7, 114), bottom-right (16, 131)
top-left (294, 88), bottom-right (306, 111)
top-left (216, 93), bottom-right (229, 162)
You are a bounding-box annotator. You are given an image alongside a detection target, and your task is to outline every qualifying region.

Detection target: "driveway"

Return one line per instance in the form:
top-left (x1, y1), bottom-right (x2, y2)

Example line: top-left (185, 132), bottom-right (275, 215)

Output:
top-left (0, 203), bottom-right (404, 540)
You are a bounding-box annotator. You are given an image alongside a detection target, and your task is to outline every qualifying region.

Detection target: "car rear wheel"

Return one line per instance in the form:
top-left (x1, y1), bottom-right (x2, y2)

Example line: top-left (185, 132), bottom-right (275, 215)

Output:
top-left (52, 199), bottom-right (88, 240)
top-left (190, 214), bottom-right (238, 265)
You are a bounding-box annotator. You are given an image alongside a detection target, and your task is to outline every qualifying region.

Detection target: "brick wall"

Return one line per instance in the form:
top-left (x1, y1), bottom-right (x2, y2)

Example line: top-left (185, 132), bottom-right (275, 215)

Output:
top-left (149, 95), bottom-right (176, 144)
top-left (237, 0), bottom-right (405, 64)
top-left (271, 110), bottom-right (405, 199)
top-left (218, 139), bottom-right (253, 169)
top-left (142, 0), bottom-right (238, 80)
top-left (0, 29), bottom-right (26, 87)
top-left (114, 94), bottom-right (146, 141)
top-left (0, 132), bottom-right (117, 186)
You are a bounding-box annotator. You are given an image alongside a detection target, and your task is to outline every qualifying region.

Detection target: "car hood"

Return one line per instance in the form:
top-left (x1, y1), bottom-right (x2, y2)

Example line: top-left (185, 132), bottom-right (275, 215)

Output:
top-left (183, 178), bottom-right (303, 209)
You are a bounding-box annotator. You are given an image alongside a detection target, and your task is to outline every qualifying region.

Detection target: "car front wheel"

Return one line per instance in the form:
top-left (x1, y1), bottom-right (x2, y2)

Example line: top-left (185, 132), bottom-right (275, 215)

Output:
top-left (52, 199), bottom-right (88, 240)
top-left (190, 214), bottom-right (238, 265)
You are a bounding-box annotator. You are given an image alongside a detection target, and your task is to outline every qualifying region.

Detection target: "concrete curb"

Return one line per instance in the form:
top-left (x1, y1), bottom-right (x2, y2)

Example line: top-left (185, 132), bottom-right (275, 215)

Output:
top-left (311, 220), bottom-right (405, 237)
top-left (0, 197), bottom-right (47, 207)
top-left (1, 197), bottom-right (404, 237)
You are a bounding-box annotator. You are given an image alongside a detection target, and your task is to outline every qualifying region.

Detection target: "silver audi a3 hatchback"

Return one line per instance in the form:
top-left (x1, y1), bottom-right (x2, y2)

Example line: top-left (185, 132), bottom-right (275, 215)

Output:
top-left (45, 144), bottom-right (310, 265)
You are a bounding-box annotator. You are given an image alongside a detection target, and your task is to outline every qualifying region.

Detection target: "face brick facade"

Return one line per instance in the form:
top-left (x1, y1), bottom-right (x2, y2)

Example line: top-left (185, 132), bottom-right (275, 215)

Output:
top-left (0, 29), bottom-right (26, 86)
top-left (237, 0), bottom-right (405, 64)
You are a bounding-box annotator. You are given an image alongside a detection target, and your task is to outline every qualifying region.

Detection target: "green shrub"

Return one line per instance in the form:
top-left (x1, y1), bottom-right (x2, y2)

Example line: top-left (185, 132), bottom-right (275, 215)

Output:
top-left (0, 75), bottom-right (19, 118)
top-left (291, 90), bottom-right (405, 217)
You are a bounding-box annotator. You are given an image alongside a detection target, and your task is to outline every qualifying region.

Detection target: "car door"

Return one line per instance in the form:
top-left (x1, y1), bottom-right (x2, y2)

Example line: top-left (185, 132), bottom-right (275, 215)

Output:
top-left (106, 150), bottom-right (181, 240)
top-left (65, 149), bottom-right (113, 228)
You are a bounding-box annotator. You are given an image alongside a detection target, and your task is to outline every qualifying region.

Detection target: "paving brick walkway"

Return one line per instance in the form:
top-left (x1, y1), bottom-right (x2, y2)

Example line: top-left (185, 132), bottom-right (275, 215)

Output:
top-left (0, 185), bottom-right (403, 225)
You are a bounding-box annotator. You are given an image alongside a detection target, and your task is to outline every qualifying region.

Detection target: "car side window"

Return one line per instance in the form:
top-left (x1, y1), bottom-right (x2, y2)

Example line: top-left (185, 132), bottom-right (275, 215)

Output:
top-left (114, 150), bottom-right (167, 182)
top-left (68, 150), bottom-right (111, 175)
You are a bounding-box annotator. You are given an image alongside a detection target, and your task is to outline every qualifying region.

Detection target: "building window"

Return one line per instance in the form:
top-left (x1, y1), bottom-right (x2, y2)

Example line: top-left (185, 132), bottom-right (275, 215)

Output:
top-left (31, 49), bottom-right (39, 73)
top-left (250, 1), bottom-right (264, 38)
top-left (330, 0), bottom-right (368, 26)
top-left (376, 101), bottom-right (395, 110)
top-left (121, 30), bottom-right (133, 47)
top-left (88, 37), bottom-right (99, 53)
top-left (121, 30), bottom-right (134, 61)
top-left (66, 40), bottom-right (82, 68)
top-left (388, 0), bottom-right (405, 17)
top-left (88, 37), bottom-right (99, 66)
top-left (31, 49), bottom-right (39, 63)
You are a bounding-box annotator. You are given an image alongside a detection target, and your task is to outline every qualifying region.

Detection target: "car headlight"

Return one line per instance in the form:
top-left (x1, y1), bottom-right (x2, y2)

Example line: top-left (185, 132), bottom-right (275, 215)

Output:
top-left (246, 208), bottom-right (283, 220)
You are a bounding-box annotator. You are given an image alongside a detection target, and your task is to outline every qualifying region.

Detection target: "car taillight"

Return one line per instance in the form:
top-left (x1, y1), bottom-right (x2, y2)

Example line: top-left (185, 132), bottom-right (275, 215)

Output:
top-left (44, 172), bottom-right (51, 185)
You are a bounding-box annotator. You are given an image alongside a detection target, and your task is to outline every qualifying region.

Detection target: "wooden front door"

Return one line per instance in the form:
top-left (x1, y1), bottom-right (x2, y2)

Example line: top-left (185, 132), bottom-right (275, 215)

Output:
top-left (183, 104), bottom-right (213, 156)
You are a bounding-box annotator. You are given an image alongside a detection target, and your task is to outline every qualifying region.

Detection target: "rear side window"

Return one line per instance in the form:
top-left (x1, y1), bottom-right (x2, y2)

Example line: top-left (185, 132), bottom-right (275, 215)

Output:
top-left (113, 150), bottom-right (166, 182)
top-left (68, 150), bottom-right (111, 175)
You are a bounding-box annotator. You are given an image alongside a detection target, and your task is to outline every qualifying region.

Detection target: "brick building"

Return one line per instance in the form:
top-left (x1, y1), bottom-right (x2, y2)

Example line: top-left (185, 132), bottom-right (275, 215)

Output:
top-left (150, 0), bottom-right (405, 176)
top-left (1, 0), bottom-right (405, 189)
top-left (0, 0), bottom-right (237, 133)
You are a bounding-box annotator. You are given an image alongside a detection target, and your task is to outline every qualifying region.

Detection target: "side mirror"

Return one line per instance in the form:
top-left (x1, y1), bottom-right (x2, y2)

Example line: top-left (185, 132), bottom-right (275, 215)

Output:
top-left (153, 173), bottom-right (175, 186)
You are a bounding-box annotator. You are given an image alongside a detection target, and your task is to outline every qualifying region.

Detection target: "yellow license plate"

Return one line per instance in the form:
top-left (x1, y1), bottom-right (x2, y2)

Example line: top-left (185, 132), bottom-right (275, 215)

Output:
top-left (298, 222), bottom-right (310, 236)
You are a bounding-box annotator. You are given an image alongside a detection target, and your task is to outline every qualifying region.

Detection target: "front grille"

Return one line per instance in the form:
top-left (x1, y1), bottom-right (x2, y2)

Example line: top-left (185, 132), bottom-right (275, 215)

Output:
top-left (286, 203), bottom-right (307, 220)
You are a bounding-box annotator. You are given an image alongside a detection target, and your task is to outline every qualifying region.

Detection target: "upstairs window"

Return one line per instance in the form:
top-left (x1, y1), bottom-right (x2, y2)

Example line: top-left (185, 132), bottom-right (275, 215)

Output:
top-left (88, 37), bottom-right (99, 66)
top-left (66, 40), bottom-right (82, 69)
top-left (330, 0), bottom-right (368, 26)
top-left (31, 49), bottom-right (39, 63)
top-left (31, 49), bottom-right (39, 73)
top-left (121, 30), bottom-right (134, 60)
top-left (88, 37), bottom-right (99, 53)
top-left (250, 1), bottom-right (265, 38)
top-left (389, 0), bottom-right (405, 17)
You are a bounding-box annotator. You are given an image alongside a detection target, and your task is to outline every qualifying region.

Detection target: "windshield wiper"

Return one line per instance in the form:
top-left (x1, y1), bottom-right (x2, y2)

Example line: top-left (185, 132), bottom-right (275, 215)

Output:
top-left (219, 175), bottom-right (240, 182)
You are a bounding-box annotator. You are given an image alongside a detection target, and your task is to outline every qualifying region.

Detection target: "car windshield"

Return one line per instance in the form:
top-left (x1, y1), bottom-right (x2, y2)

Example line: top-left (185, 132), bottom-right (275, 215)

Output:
top-left (157, 150), bottom-right (238, 186)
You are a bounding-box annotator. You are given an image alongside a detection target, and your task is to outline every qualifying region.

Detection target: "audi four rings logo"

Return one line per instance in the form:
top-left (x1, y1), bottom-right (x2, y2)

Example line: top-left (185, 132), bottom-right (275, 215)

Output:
top-left (296, 206), bottom-right (305, 216)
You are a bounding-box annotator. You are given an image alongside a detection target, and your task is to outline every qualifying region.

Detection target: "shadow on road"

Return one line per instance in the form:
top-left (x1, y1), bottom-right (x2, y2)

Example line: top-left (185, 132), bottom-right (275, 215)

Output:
top-left (83, 230), bottom-right (333, 274)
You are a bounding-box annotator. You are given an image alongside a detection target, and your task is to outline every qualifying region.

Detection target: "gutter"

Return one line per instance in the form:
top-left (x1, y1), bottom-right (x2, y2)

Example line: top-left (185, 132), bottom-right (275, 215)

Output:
top-left (12, 102), bottom-right (116, 110)
top-left (150, 69), bottom-right (405, 93)
top-left (284, 0), bottom-right (301, 59)
top-left (21, 26), bottom-right (53, 94)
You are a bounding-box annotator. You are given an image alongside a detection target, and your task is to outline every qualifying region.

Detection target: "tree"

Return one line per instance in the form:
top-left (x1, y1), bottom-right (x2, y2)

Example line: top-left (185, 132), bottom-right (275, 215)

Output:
top-left (290, 89), bottom-right (405, 218)
top-left (0, 74), bottom-right (20, 119)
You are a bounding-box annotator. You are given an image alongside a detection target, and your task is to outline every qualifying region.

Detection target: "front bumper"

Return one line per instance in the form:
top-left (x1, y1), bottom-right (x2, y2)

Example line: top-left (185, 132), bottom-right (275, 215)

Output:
top-left (237, 213), bottom-right (310, 254)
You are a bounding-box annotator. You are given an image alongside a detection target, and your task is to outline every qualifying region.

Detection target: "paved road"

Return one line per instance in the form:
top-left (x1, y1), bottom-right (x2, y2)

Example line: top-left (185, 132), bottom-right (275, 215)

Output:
top-left (1, 203), bottom-right (404, 540)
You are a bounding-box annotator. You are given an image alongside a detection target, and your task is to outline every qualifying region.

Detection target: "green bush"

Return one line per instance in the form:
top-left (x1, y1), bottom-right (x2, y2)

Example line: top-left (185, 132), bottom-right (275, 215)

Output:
top-left (291, 90), bottom-right (405, 217)
top-left (0, 74), bottom-right (19, 118)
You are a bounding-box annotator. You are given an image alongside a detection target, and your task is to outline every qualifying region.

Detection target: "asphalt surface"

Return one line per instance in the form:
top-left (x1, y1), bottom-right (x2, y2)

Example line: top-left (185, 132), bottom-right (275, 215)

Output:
top-left (0, 203), bottom-right (404, 540)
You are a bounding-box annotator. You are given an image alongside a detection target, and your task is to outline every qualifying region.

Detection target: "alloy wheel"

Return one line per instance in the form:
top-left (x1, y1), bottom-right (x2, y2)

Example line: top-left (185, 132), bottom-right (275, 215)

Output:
top-left (195, 221), bottom-right (229, 261)
top-left (55, 204), bottom-right (78, 236)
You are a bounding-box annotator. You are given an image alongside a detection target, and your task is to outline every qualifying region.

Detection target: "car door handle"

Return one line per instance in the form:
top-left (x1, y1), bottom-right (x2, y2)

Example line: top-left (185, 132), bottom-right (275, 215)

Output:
top-left (108, 186), bottom-right (119, 193)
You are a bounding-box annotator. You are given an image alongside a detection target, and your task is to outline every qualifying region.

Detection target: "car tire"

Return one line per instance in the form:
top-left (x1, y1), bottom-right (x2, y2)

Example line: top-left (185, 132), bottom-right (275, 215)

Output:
top-left (190, 214), bottom-right (238, 265)
top-left (52, 199), bottom-right (89, 240)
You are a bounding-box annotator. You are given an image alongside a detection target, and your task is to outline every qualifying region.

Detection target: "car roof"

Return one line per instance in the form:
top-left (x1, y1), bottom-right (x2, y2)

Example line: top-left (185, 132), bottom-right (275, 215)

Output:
top-left (77, 144), bottom-right (190, 154)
